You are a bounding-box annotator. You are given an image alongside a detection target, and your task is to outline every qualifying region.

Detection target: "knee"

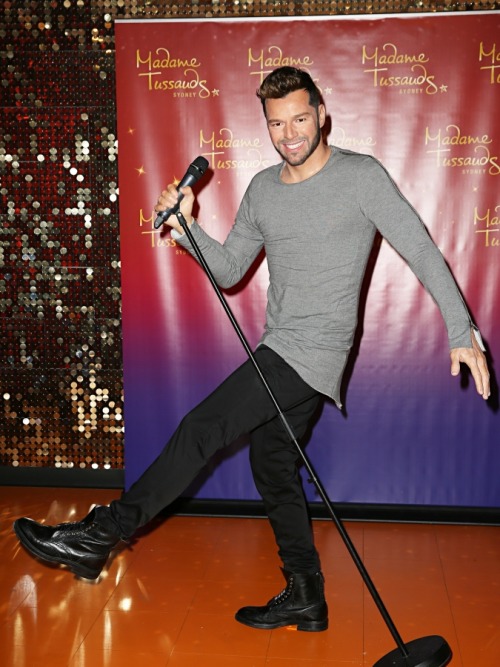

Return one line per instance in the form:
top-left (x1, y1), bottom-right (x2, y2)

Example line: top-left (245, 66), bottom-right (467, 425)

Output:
top-left (175, 410), bottom-right (221, 462)
top-left (250, 445), bottom-right (298, 489)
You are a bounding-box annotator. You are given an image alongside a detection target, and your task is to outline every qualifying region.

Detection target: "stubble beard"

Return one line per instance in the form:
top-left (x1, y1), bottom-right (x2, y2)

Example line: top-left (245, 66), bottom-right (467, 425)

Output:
top-left (275, 118), bottom-right (322, 167)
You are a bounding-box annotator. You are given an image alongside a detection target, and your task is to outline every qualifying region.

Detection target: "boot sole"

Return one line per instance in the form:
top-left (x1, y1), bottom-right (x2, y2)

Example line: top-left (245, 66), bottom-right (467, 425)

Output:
top-left (13, 520), bottom-right (101, 580)
top-left (235, 611), bottom-right (328, 632)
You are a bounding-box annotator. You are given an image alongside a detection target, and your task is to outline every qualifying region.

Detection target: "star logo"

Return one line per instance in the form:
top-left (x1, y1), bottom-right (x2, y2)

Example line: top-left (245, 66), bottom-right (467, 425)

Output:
top-left (136, 165), bottom-right (146, 176)
top-left (440, 84), bottom-right (448, 93)
top-left (212, 89), bottom-right (220, 97)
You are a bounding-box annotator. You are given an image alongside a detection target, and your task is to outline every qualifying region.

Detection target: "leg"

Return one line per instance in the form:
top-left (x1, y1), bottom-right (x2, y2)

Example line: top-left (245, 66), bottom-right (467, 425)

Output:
top-left (110, 346), bottom-right (320, 537)
top-left (249, 394), bottom-right (323, 574)
top-left (13, 347), bottom-right (319, 579)
top-left (235, 394), bottom-right (329, 631)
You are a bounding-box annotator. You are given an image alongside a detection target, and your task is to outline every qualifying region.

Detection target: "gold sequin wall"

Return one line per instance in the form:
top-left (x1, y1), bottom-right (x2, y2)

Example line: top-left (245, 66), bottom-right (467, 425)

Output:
top-left (1, 1), bottom-right (498, 483)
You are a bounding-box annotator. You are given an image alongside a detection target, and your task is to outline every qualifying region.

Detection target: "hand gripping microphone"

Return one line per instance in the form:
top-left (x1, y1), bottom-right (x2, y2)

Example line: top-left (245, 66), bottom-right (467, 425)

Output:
top-left (154, 156), bottom-right (209, 229)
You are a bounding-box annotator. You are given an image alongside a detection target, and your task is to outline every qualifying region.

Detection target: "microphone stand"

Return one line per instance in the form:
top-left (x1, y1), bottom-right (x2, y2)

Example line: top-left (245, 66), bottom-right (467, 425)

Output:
top-left (175, 210), bottom-right (452, 667)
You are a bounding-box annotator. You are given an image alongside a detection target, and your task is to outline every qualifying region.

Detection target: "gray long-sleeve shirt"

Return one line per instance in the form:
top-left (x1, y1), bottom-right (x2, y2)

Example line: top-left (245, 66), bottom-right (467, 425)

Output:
top-left (176, 146), bottom-right (472, 406)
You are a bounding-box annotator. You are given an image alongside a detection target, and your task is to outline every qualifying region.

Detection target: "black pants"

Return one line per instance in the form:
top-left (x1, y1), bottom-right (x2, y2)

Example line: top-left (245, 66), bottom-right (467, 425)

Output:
top-left (110, 346), bottom-right (323, 573)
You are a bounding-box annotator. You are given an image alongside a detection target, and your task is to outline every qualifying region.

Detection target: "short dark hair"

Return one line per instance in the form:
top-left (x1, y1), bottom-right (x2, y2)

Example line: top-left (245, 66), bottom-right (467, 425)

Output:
top-left (256, 67), bottom-right (322, 116)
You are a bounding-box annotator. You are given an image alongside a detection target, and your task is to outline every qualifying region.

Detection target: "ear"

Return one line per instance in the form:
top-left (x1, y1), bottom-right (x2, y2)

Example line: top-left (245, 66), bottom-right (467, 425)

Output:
top-left (318, 104), bottom-right (326, 128)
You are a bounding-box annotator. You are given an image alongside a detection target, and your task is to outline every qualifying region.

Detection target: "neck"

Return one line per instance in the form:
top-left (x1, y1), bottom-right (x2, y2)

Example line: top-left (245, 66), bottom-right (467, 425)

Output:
top-left (281, 143), bottom-right (331, 184)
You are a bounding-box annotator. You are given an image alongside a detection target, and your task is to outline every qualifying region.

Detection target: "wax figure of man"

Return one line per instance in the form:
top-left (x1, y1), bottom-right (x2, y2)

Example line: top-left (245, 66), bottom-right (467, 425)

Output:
top-left (14, 67), bottom-right (490, 633)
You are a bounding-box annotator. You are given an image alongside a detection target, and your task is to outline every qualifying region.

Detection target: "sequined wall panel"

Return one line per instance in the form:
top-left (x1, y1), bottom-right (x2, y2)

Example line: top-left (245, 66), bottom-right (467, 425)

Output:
top-left (1, 1), bottom-right (499, 474)
top-left (1, 4), bottom-right (122, 471)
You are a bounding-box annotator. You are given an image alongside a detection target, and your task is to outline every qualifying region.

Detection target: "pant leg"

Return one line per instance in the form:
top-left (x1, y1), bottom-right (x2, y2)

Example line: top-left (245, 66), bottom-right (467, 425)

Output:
top-left (250, 393), bottom-right (323, 575)
top-left (110, 346), bottom-right (319, 538)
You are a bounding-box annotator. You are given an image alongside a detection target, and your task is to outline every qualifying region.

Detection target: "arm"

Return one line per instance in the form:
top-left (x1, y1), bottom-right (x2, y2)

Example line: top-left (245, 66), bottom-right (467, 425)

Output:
top-left (358, 157), bottom-right (490, 400)
top-left (155, 182), bottom-right (264, 289)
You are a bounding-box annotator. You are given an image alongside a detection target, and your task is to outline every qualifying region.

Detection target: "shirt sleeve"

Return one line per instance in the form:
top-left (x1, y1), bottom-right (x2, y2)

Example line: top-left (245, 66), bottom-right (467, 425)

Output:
top-left (357, 156), bottom-right (474, 349)
top-left (174, 182), bottom-right (264, 290)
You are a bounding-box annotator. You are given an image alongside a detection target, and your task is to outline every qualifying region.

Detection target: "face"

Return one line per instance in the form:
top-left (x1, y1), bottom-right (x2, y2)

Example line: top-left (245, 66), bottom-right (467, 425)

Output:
top-left (265, 89), bottom-right (326, 167)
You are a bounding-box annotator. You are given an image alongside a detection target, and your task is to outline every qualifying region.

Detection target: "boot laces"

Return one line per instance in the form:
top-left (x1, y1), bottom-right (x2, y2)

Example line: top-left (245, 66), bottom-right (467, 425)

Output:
top-left (270, 576), bottom-right (294, 607)
top-left (54, 514), bottom-right (125, 544)
top-left (54, 519), bottom-right (92, 533)
top-left (54, 508), bottom-right (100, 533)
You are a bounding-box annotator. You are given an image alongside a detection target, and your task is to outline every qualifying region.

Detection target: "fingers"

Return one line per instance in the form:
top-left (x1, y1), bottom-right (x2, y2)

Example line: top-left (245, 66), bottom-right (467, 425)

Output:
top-left (155, 184), bottom-right (180, 216)
top-left (470, 330), bottom-right (491, 400)
top-left (450, 353), bottom-right (461, 377)
top-left (475, 352), bottom-right (491, 400)
top-left (469, 354), bottom-right (487, 399)
top-left (155, 184), bottom-right (194, 229)
top-left (450, 347), bottom-right (490, 400)
top-left (153, 185), bottom-right (194, 235)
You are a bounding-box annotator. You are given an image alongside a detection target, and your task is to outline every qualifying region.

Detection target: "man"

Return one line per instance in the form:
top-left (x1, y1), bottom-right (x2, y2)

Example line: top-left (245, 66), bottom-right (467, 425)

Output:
top-left (14, 67), bottom-right (490, 633)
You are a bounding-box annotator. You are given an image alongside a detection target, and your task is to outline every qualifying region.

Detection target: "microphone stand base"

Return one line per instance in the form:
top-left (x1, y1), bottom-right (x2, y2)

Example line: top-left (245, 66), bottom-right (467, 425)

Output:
top-left (373, 635), bottom-right (452, 667)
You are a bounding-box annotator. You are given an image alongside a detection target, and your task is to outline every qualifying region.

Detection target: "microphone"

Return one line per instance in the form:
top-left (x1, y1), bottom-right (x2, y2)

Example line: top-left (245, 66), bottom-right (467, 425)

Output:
top-left (154, 156), bottom-right (209, 229)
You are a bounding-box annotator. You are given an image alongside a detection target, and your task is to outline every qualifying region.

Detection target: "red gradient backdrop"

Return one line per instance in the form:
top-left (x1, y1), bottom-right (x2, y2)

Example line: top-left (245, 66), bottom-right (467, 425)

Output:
top-left (116, 14), bottom-right (499, 507)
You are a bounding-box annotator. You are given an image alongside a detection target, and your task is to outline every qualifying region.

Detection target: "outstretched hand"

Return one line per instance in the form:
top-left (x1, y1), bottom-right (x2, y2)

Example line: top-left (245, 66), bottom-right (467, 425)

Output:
top-left (450, 329), bottom-right (490, 400)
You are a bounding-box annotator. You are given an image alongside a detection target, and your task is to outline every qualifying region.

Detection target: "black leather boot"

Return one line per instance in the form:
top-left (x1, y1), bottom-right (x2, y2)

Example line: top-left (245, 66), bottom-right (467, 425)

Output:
top-left (235, 571), bottom-right (328, 631)
top-left (13, 506), bottom-right (122, 580)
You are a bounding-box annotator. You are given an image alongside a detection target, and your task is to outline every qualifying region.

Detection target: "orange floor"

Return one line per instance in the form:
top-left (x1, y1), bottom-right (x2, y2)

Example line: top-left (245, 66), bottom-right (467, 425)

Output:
top-left (0, 486), bottom-right (498, 667)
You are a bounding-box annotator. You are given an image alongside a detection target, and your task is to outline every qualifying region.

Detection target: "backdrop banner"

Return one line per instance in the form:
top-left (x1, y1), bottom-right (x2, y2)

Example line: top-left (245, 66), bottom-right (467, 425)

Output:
top-left (115, 13), bottom-right (499, 507)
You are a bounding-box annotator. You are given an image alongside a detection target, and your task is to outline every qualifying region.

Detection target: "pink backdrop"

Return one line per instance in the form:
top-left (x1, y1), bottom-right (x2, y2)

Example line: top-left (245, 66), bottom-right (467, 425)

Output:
top-left (115, 14), bottom-right (499, 507)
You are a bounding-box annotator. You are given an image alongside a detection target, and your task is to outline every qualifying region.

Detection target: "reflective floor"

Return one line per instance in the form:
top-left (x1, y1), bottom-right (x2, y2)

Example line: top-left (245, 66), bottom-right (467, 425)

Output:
top-left (1, 486), bottom-right (499, 667)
